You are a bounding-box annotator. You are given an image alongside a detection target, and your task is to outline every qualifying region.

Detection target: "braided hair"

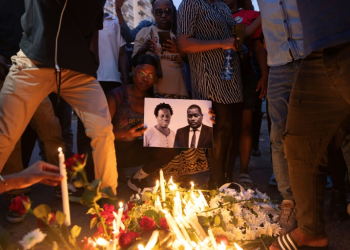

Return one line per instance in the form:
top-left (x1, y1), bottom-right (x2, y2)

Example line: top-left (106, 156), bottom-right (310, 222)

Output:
top-left (151, 0), bottom-right (177, 35)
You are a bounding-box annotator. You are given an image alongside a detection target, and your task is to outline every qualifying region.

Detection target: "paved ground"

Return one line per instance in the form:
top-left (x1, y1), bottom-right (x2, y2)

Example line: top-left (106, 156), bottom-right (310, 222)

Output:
top-left (1, 116), bottom-right (349, 249)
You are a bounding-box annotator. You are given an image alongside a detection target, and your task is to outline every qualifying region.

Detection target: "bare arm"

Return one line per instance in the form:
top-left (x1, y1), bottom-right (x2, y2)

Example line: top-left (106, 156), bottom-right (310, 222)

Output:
top-left (244, 15), bottom-right (261, 40)
top-left (118, 45), bottom-right (129, 85)
top-left (252, 39), bottom-right (269, 99)
top-left (177, 34), bottom-right (238, 54)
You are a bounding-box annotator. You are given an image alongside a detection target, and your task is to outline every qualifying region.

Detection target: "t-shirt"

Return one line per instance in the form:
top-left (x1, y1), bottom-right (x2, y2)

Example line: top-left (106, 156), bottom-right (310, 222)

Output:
top-left (178, 0), bottom-right (243, 104)
top-left (97, 14), bottom-right (126, 82)
top-left (19, 0), bottom-right (105, 78)
top-left (133, 25), bottom-right (188, 98)
top-left (232, 9), bottom-right (262, 50)
top-left (0, 0), bottom-right (25, 60)
top-left (143, 126), bottom-right (175, 148)
top-left (296, 0), bottom-right (350, 56)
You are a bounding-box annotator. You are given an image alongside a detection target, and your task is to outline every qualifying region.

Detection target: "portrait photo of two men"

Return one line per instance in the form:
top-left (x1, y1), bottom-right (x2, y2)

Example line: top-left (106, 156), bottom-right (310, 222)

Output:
top-left (143, 98), bottom-right (214, 149)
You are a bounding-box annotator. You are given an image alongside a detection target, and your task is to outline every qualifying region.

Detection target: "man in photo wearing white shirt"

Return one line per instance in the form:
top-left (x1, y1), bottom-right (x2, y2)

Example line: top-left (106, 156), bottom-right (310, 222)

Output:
top-left (174, 105), bottom-right (213, 148)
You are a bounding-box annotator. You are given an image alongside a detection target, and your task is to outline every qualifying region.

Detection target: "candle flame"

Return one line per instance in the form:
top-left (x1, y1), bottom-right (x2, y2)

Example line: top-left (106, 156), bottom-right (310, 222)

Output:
top-left (191, 181), bottom-right (194, 188)
top-left (218, 241), bottom-right (227, 250)
top-left (156, 180), bottom-right (159, 185)
top-left (138, 244), bottom-right (145, 250)
top-left (234, 243), bottom-right (243, 250)
top-left (119, 202), bottom-right (123, 208)
top-left (58, 147), bottom-right (62, 153)
top-left (96, 238), bottom-right (108, 246)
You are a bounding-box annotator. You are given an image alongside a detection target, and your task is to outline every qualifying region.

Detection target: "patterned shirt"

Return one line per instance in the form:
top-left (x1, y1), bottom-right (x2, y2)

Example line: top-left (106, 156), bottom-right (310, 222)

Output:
top-left (177, 0), bottom-right (243, 104)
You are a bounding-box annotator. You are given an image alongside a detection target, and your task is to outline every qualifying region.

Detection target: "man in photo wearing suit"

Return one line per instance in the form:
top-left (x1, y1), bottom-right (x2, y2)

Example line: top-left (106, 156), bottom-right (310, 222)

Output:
top-left (174, 105), bottom-right (213, 148)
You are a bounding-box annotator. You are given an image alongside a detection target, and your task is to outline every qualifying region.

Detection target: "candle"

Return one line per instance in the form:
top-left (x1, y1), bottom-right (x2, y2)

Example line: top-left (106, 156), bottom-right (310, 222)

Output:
top-left (153, 180), bottom-right (159, 194)
top-left (218, 242), bottom-right (226, 250)
top-left (191, 181), bottom-right (194, 190)
top-left (178, 221), bottom-right (192, 244)
top-left (107, 239), bottom-right (117, 250)
top-left (208, 229), bottom-right (218, 250)
top-left (154, 196), bottom-right (162, 212)
top-left (145, 230), bottom-right (159, 250)
top-left (159, 170), bottom-right (166, 201)
top-left (162, 210), bottom-right (185, 241)
top-left (113, 211), bottom-right (125, 234)
top-left (96, 238), bottom-right (108, 247)
top-left (176, 191), bottom-right (182, 216)
top-left (179, 215), bottom-right (190, 228)
top-left (199, 190), bottom-right (209, 208)
top-left (186, 213), bottom-right (207, 241)
top-left (58, 147), bottom-right (71, 226)
top-left (115, 202), bottom-right (123, 232)
top-left (138, 244), bottom-right (145, 250)
top-left (234, 243), bottom-right (243, 250)
top-left (168, 176), bottom-right (173, 185)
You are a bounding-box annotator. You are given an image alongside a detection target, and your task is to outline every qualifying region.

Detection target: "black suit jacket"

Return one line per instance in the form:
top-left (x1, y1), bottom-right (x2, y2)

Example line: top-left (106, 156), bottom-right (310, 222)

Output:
top-left (173, 124), bottom-right (213, 148)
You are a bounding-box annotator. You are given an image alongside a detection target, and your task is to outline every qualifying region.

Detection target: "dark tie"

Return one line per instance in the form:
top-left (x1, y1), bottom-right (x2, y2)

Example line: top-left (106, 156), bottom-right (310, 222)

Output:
top-left (190, 128), bottom-right (197, 148)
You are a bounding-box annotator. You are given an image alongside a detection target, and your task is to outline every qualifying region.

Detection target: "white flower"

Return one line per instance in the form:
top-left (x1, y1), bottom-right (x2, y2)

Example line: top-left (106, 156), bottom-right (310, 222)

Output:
top-left (271, 223), bottom-right (282, 236)
top-left (231, 203), bottom-right (241, 214)
top-left (236, 216), bottom-right (245, 227)
top-left (256, 227), bottom-right (267, 237)
top-left (19, 229), bottom-right (46, 250)
top-left (244, 227), bottom-right (257, 240)
top-left (221, 209), bottom-right (231, 224)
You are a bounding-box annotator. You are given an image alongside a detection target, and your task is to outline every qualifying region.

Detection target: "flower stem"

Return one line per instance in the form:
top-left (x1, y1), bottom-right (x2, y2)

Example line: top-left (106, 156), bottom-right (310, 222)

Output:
top-left (93, 201), bottom-right (111, 240)
top-left (260, 237), bottom-right (268, 250)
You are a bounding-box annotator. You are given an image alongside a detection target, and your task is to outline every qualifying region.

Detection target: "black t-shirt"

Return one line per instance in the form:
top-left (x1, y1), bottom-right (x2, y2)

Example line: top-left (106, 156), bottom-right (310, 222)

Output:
top-left (297, 0), bottom-right (350, 56)
top-left (0, 0), bottom-right (25, 60)
top-left (19, 0), bottom-right (105, 78)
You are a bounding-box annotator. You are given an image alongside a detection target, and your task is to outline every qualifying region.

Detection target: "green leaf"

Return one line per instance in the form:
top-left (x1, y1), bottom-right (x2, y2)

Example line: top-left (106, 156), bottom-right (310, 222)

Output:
top-left (197, 216), bottom-right (210, 227)
top-left (86, 207), bottom-right (96, 215)
top-left (73, 179), bottom-right (84, 188)
top-left (223, 196), bottom-right (235, 203)
top-left (70, 225), bottom-right (81, 238)
top-left (90, 217), bottom-right (98, 229)
top-left (90, 179), bottom-right (101, 190)
top-left (210, 190), bottom-right (217, 197)
top-left (100, 187), bottom-right (117, 199)
top-left (33, 204), bottom-right (51, 218)
top-left (55, 211), bottom-right (66, 226)
top-left (144, 210), bottom-right (159, 221)
top-left (187, 229), bottom-right (199, 243)
top-left (214, 215), bottom-right (221, 226)
top-left (80, 189), bottom-right (95, 206)
top-left (142, 191), bottom-right (153, 201)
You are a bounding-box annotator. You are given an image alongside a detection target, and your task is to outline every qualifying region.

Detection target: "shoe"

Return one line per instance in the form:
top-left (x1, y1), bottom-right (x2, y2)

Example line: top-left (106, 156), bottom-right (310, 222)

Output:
top-left (55, 183), bottom-right (84, 203)
top-left (251, 148), bottom-right (261, 157)
top-left (6, 187), bottom-right (32, 200)
top-left (275, 232), bottom-right (329, 250)
top-left (127, 174), bottom-right (150, 192)
top-left (6, 209), bottom-right (26, 223)
top-left (269, 174), bottom-right (278, 186)
top-left (278, 200), bottom-right (297, 235)
top-left (238, 173), bottom-right (253, 189)
top-left (329, 189), bottom-right (349, 221)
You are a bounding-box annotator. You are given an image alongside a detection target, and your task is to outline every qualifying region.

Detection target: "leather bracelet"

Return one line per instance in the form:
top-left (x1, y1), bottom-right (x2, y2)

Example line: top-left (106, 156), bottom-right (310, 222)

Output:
top-left (0, 174), bottom-right (7, 187)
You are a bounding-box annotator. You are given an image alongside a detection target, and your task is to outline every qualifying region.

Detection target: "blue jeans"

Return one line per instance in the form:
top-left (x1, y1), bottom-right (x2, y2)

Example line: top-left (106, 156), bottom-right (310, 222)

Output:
top-left (267, 59), bottom-right (301, 200)
top-left (285, 42), bottom-right (350, 235)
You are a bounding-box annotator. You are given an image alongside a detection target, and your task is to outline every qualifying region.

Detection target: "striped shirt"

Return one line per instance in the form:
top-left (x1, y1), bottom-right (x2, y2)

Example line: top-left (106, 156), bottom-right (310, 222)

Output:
top-left (177, 0), bottom-right (243, 104)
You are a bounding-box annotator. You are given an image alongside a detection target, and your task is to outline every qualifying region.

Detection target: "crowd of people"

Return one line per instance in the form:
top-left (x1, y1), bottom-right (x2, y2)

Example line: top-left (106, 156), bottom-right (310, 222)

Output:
top-left (0, 0), bottom-right (349, 249)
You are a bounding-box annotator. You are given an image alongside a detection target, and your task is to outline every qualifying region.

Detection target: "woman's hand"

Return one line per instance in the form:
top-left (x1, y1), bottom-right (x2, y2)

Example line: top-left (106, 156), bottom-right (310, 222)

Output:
top-left (220, 37), bottom-right (238, 51)
top-left (162, 39), bottom-right (179, 53)
top-left (139, 38), bottom-right (157, 54)
top-left (256, 77), bottom-right (267, 99)
top-left (208, 108), bottom-right (216, 124)
top-left (118, 124), bottom-right (148, 139)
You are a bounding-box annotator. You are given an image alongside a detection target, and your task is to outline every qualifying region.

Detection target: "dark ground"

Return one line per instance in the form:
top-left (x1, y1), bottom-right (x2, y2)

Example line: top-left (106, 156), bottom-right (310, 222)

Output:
top-left (1, 116), bottom-right (349, 249)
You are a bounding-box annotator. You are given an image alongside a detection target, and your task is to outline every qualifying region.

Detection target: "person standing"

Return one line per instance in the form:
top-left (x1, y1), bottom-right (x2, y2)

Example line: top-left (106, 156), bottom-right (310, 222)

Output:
top-left (258, 0), bottom-right (303, 234)
top-left (178, 0), bottom-right (243, 189)
top-left (0, 0), bottom-right (118, 197)
top-left (271, 0), bottom-right (350, 249)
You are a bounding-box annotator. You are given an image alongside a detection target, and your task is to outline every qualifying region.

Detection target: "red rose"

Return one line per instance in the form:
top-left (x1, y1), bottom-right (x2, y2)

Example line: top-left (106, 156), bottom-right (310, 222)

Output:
top-left (64, 153), bottom-right (85, 171)
top-left (8, 195), bottom-right (30, 215)
top-left (37, 212), bottom-right (56, 228)
top-left (127, 201), bottom-right (135, 210)
top-left (159, 217), bottom-right (169, 230)
top-left (118, 231), bottom-right (140, 248)
top-left (78, 237), bottom-right (96, 250)
top-left (139, 216), bottom-right (156, 232)
top-left (216, 235), bottom-right (229, 245)
top-left (103, 204), bottom-right (115, 212)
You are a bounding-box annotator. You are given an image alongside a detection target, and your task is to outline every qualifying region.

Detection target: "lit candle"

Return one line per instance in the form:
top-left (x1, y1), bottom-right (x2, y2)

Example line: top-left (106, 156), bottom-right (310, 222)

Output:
top-left (96, 238), bottom-right (108, 247)
top-left (113, 211), bottom-right (125, 233)
top-left (168, 176), bottom-right (173, 185)
top-left (199, 190), bottom-right (209, 208)
top-left (138, 244), bottom-right (145, 250)
top-left (186, 213), bottom-right (207, 241)
top-left (145, 230), bottom-right (159, 250)
top-left (179, 215), bottom-right (190, 228)
top-left (153, 180), bottom-right (159, 194)
top-left (58, 147), bottom-right (71, 226)
top-left (154, 196), bottom-right (162, 212)
top-left (162, 210), bottom-right (185, 241)
top-left (208, 229), bottom-right (218, 250)
top-left (191, 181), bottom-right (194, 190)
top-left (234, 243), bottom-right (243, 250)
top-left (115, 202), bottom-right (123, 232)
top-left (176, 191), bottom-right (182, 216)
top-left (178, 221), bottom-right (192, 244)
top-left (218, 242), bottom-right (226, 250)
top-left (159, 170), bottom-right (166, 201)
top-left (107, 239), bottom-right (117, 250)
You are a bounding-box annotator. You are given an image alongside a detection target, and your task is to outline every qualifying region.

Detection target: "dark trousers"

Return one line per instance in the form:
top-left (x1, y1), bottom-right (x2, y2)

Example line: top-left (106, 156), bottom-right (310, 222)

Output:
top-left (252, 92), bottom-right (263, 149)
top-left (208, 101), bottom-right (243, 188)
top-left (285, 42), bottom-right (350, 236)
top-left (115, 139), bottom-right (178, 174)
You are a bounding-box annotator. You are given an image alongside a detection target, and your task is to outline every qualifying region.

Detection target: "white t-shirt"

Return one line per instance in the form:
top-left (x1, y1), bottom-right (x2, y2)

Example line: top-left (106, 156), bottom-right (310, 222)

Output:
top-left (97, 14), bottom-right (126, 82)
top-left (143, 126), bottom-right (175, 148)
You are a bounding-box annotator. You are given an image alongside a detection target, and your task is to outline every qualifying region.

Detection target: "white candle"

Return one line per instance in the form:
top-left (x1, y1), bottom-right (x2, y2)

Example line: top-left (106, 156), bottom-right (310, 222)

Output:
top-left (58, 147), bottom-right (71, 226)
top-left (113, 211), bottom-right (125, 234)
top-left (116, 202), bottom-right (123, 232)
top-left (162, 210), bottom-right (185, 241)
top-left (187, 213), bottom-right (207, 241)
top-left (176, 191), bottom-right (182, 216)
top-left (191, 181), bottom-right (194, 190)
top-left (199, 190), bottom-right (209, 208)
top-left (154, 196), bottom-right (162, 213)
top-left (107, 239), bottom-right (117, 250)
top-left (153, 180), bottom-right (159, 194)
top-left (159, 170), bottom-right (166, 201)
top-left (179, 215), bottom-right (190, 228)
top-left (234, 243), bottom-right (243, 250)
top-left (145, 230), bottom-right (159, 250)
top-left (178, 221), bottom-right (192, 244)
top-left (208, 229), bottom-right (218, 250)
top-left (218, 242), bottom-right (226, 250)
top-left (138, 244), bottom-right (145, 250)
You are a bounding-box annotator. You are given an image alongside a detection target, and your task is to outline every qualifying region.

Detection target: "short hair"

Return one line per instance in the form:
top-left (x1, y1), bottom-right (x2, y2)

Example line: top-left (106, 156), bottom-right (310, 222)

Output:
top-left (154, 103), bottom-right (173, 116)
top-left (187, 104), bottom-right (202, 115)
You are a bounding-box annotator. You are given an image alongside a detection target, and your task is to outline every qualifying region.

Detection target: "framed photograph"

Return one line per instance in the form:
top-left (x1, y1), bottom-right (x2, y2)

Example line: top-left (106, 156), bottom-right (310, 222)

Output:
top-left (143, 98), bottom-right (213, 148)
